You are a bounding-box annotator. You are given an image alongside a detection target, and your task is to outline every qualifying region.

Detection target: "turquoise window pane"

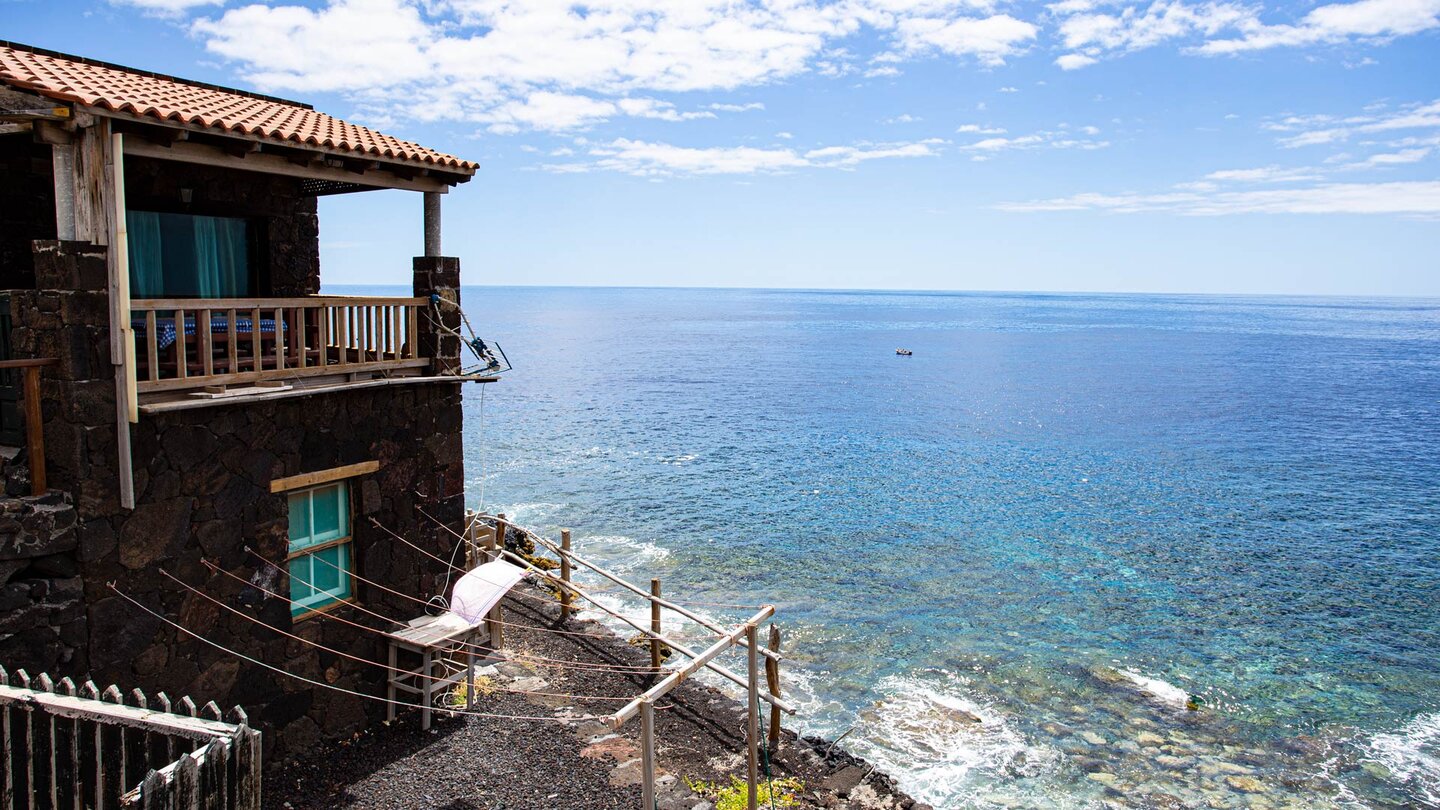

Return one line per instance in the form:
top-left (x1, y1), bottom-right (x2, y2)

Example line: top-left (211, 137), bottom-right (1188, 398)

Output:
top-left (310, 546), bottom-right (343, 593)
top-left (288, 491), bottom-right (311, 547)
top-left (311, 484), bottom-right (346, 542)
top-left (289, 557), bottom-right (315, 604)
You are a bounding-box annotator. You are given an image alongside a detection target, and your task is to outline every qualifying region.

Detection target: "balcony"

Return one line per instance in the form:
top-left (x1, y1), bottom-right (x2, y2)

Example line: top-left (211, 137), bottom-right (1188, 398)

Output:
top-left (130, 295), bottom-right (431, 404)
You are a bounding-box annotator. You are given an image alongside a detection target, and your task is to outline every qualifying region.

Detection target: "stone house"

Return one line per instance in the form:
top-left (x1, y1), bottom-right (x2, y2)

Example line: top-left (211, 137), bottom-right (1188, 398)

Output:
top-left (0, 41), bottom-right (493, 762)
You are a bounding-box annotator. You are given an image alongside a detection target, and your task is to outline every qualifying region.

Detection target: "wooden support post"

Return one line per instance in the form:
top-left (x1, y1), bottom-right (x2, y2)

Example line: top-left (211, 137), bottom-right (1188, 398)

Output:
top-left (559, 529), bottom-right (573, 622)
top-left (487, 513), bottom-right (507, 649)
top-left (22, 366), bottom-right (45, 495)
top-left (746, 623), bottom-right (760, 810)
top-left (650, 578), bottom-right (663, 673)
top-left (463, 510), bottom-right (476, 569)
top-left (766, 625), bottom-right (783, 752)
top-left (423, 191), bottom-right (442, 258)
top-left (641, 699), bottom-right (656, 810)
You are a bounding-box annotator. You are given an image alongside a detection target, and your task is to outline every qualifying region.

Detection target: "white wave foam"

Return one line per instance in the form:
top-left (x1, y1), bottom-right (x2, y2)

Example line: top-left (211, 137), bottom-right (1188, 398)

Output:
top-left (575, 534), bottom-right (672, 574)
top-left (492, 502), bottom-right (565, 524)
top-left (848, 672), bottom-right (1056, 807)
top-left (1364, 712), bottom-right (1440, 806)
top-left (1118, 669), bottom-right (1191, 708)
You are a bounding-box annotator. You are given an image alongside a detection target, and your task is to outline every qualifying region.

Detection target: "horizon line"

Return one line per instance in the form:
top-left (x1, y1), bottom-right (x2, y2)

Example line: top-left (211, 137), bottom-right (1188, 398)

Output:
top-left (322, 282), bottom-right (1440, 301)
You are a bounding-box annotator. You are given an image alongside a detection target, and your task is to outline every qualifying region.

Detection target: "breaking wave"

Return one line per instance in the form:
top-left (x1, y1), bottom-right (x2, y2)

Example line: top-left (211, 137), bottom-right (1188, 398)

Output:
top-left (1363, 712), bottom-right (1440, 807)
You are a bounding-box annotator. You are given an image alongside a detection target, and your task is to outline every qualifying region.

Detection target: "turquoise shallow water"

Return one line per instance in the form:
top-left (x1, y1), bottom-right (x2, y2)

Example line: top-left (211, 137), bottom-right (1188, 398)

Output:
top-left (350, 286), bottom-right (1440, 808)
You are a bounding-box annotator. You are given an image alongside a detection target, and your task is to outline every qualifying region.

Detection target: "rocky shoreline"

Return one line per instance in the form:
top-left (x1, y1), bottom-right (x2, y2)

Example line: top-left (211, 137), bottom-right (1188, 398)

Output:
top-left (266, 578), bottom-right (929, 810)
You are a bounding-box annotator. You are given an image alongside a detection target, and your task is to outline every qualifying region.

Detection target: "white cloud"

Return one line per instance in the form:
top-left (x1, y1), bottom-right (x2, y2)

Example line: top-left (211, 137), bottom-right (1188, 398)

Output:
top-left (191, 0), bottom-right (1049, 131)
top-left (998, 181), bottom-right (1440, 215)
top-left (1204, 165), bottom-right (1323, 183)
top-left (1055, 52), bottom-right (1099, 69)
top-left (958, 128), bottom-right (1109, 152)
top-left (998, 85), bottom-right (1019, 92)
top-left (113, 0), bottom-right (222, 14)
top-left (543, 137), bottom-right (939, 176)
top-left (707, 102), bottom-right (767, 112)
top-left (1346, 147), bottom-right (1432, 167)
top-left (1053, 0), bottom-right (1252, 68)
top-left (957, 123), bottom-right (1007, 134)
top-left (775, 131), bottom-right (795, 139)
top-left (1266, 99), bottom-right (1440, 148)
top-left (884, 113), bottom-right (923, 123)
top-left (1199, 0), bottom-right (1440, 54)
top-left (891, 13), bottom-right (1039, 65)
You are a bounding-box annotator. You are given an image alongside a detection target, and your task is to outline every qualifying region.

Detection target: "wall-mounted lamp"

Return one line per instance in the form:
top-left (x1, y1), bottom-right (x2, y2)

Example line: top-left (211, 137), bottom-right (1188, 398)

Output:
top-left (179, 188), bottom-right (193, 204)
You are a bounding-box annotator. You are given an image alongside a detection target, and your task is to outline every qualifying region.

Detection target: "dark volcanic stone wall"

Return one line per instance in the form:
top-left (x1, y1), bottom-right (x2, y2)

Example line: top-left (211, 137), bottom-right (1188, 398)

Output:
top-left (0, 491), bottom-right (84, 674)
top-left (0, 134), bottom-right (57, 289)
top-left (4, 241), bottom-right (468, 765)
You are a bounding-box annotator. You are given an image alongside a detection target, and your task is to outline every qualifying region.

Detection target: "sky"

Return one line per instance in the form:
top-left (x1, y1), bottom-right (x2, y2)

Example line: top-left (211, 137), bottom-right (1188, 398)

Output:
top-left (4, 0), bottom-right (1439, 295)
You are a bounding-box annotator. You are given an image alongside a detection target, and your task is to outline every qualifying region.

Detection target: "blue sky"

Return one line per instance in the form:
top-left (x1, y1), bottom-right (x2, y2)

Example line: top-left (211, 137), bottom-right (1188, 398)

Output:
top-left (5, 0), bottom-right (1439, 295)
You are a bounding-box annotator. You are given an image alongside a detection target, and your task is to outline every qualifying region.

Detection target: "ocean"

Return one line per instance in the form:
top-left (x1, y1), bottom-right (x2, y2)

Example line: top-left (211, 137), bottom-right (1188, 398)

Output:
top-left (349, 286), bottom-right (1440, 808)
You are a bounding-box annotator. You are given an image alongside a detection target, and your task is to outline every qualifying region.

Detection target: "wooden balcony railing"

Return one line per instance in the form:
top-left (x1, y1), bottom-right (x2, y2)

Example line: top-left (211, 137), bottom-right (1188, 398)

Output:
top-left (130, 296), bottom-right (428, 394)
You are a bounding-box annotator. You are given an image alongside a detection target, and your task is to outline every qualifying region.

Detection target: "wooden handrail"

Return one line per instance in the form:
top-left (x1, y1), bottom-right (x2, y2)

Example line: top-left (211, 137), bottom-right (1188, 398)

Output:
top-left (0, 358), bottom-right (58, 370)
top-left (2, 358), bottom-right (56, 495)
top-left (131, 296), bottom-right (426, 310)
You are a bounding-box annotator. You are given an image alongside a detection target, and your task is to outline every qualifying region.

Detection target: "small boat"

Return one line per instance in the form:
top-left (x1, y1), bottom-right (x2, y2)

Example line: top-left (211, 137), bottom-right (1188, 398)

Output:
top-left (895, 348), bottom-right (913, 356)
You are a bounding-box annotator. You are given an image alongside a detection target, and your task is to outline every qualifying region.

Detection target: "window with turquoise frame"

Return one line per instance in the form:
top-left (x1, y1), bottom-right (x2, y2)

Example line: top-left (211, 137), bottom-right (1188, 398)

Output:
top-left (287, 482), bottom-right (353, 617)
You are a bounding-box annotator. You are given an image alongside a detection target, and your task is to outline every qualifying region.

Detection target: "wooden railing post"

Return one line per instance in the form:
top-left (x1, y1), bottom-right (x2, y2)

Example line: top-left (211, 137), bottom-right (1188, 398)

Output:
top-left (487, 514), bottom-right (506, 649)
top-left (746, 623), bottom-right (760, 810)
top-left (650, 578), bottom-right (663, 673)
top-left (766, 625), bottom-right (782, 751)
top-left (559, 529), bottom-right (572, 621)
top-left (23, 364), bottom-right (46, 495)
top-left (641, 699), bottom-right (656, 810)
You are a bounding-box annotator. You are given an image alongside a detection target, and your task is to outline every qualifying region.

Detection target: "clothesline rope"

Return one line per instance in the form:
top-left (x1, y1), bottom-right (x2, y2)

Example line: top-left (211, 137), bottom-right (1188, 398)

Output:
top-left (107, 582), bottom-right (600, 724)
top-left (160, 569), bottom-right (634, 703)
top-left (227, 555), bottom-right (670, 676)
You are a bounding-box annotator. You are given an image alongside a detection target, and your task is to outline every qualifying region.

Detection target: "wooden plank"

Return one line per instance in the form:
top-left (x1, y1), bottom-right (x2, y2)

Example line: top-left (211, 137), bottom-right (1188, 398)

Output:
top-left (173, 753), bottom-right (198, 810)
top-left (249, 308), bottom-right (261, 373)
top-left (233, 729), bottom-right (259, 810)
top-left (766, 625), bottom-right (783, 751)
top-left (269, 460), bottom-right (380, 494)
top-left (559, 530), bottom-right (572, 622)
top-left (0, 688), bottom-right (238, 741)
top-left (338, 308), bottom-right (349, 366)
top-left (120, 136), bottom-right (455, 194)
top-left (131, 296), bottom-right (425, 310)
top-left (318, 306), bottom-right (329, 367)
top-left (291, 307), bottom-right (305, 369)
top-left (197, 311), bottom-right (213, 377)
top-left (407, 304), bottom-right (418, 360)
top-left (174, 309), bottom-right (187, 381)
top-left (391, 306), bottom-right (402, 361)
top-left (138, 374), bottom-right (488, 415)
top-left (746, 623), bottom-right (759, 810)
top-left (650, 579), bottom-right (662, 673)
top-left (225, 309), bottom-right (237, 375)
top-left (273, 308), bottom-right (284, 372)
top-left (641, 700), bottom-right (656, 810)
top-left (23, 366), bottom-right (46, 495)
top-left (145, 312), bottom-right (158, 382)
top-left (134, 357), bottom-right (428, 393)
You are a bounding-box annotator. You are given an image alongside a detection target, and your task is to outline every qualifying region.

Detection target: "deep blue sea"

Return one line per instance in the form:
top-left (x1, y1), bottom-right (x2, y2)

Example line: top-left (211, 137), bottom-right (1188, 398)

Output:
top-left (352, 286), bottom-right (1440, 808)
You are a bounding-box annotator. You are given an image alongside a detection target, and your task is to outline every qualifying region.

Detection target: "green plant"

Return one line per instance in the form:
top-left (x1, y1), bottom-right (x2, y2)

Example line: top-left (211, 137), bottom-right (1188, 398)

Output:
top-left (448, 675), bottom-right (495, 707)
top-left (687, 775), bottom-right (803, 810)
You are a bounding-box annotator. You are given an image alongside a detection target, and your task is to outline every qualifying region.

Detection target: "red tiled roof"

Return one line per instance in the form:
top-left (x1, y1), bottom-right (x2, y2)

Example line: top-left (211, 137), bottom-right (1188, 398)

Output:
top-left (0, 42), bottom-right (476, 173)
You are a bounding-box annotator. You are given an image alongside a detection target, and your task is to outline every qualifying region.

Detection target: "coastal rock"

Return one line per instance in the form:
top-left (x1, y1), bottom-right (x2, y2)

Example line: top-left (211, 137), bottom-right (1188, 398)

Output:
top-left (1136, 731), bottom-right (1166, 747)
top-left (1225, 775), bottom-right (1266, 794)
top-left (1081, 731), bottom-right (1108, 745)
top-left (1087, 772), bottom-right (1120, 788)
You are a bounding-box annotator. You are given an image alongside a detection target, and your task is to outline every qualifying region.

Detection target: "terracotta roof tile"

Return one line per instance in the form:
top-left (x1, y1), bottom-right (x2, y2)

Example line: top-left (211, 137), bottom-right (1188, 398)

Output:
top-left (0, 42), bottom-right (477, 173)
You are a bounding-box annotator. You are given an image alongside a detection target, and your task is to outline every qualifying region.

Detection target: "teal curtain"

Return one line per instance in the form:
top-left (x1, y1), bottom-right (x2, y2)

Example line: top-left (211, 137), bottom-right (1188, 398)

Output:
top-left (193, 216), bottom-right (249, 298)
top-left (126, 211), bottom-right (166, 298)
top-left (126, 211), bottom-right (250, 298)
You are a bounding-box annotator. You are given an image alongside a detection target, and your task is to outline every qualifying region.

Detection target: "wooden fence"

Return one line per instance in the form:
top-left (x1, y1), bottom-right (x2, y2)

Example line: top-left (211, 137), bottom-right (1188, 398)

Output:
top-left (0, 667), bottom-right (259, 810)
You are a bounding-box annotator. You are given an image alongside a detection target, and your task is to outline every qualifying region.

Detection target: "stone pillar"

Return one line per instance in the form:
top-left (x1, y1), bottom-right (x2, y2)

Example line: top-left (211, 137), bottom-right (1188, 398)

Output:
top-left (413, 256), bottom-right (462, 376)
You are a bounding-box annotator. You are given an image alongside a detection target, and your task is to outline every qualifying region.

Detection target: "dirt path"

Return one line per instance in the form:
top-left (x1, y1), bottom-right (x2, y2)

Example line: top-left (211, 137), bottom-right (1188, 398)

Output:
top-left (266, 582), bottom-right (929, 810)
